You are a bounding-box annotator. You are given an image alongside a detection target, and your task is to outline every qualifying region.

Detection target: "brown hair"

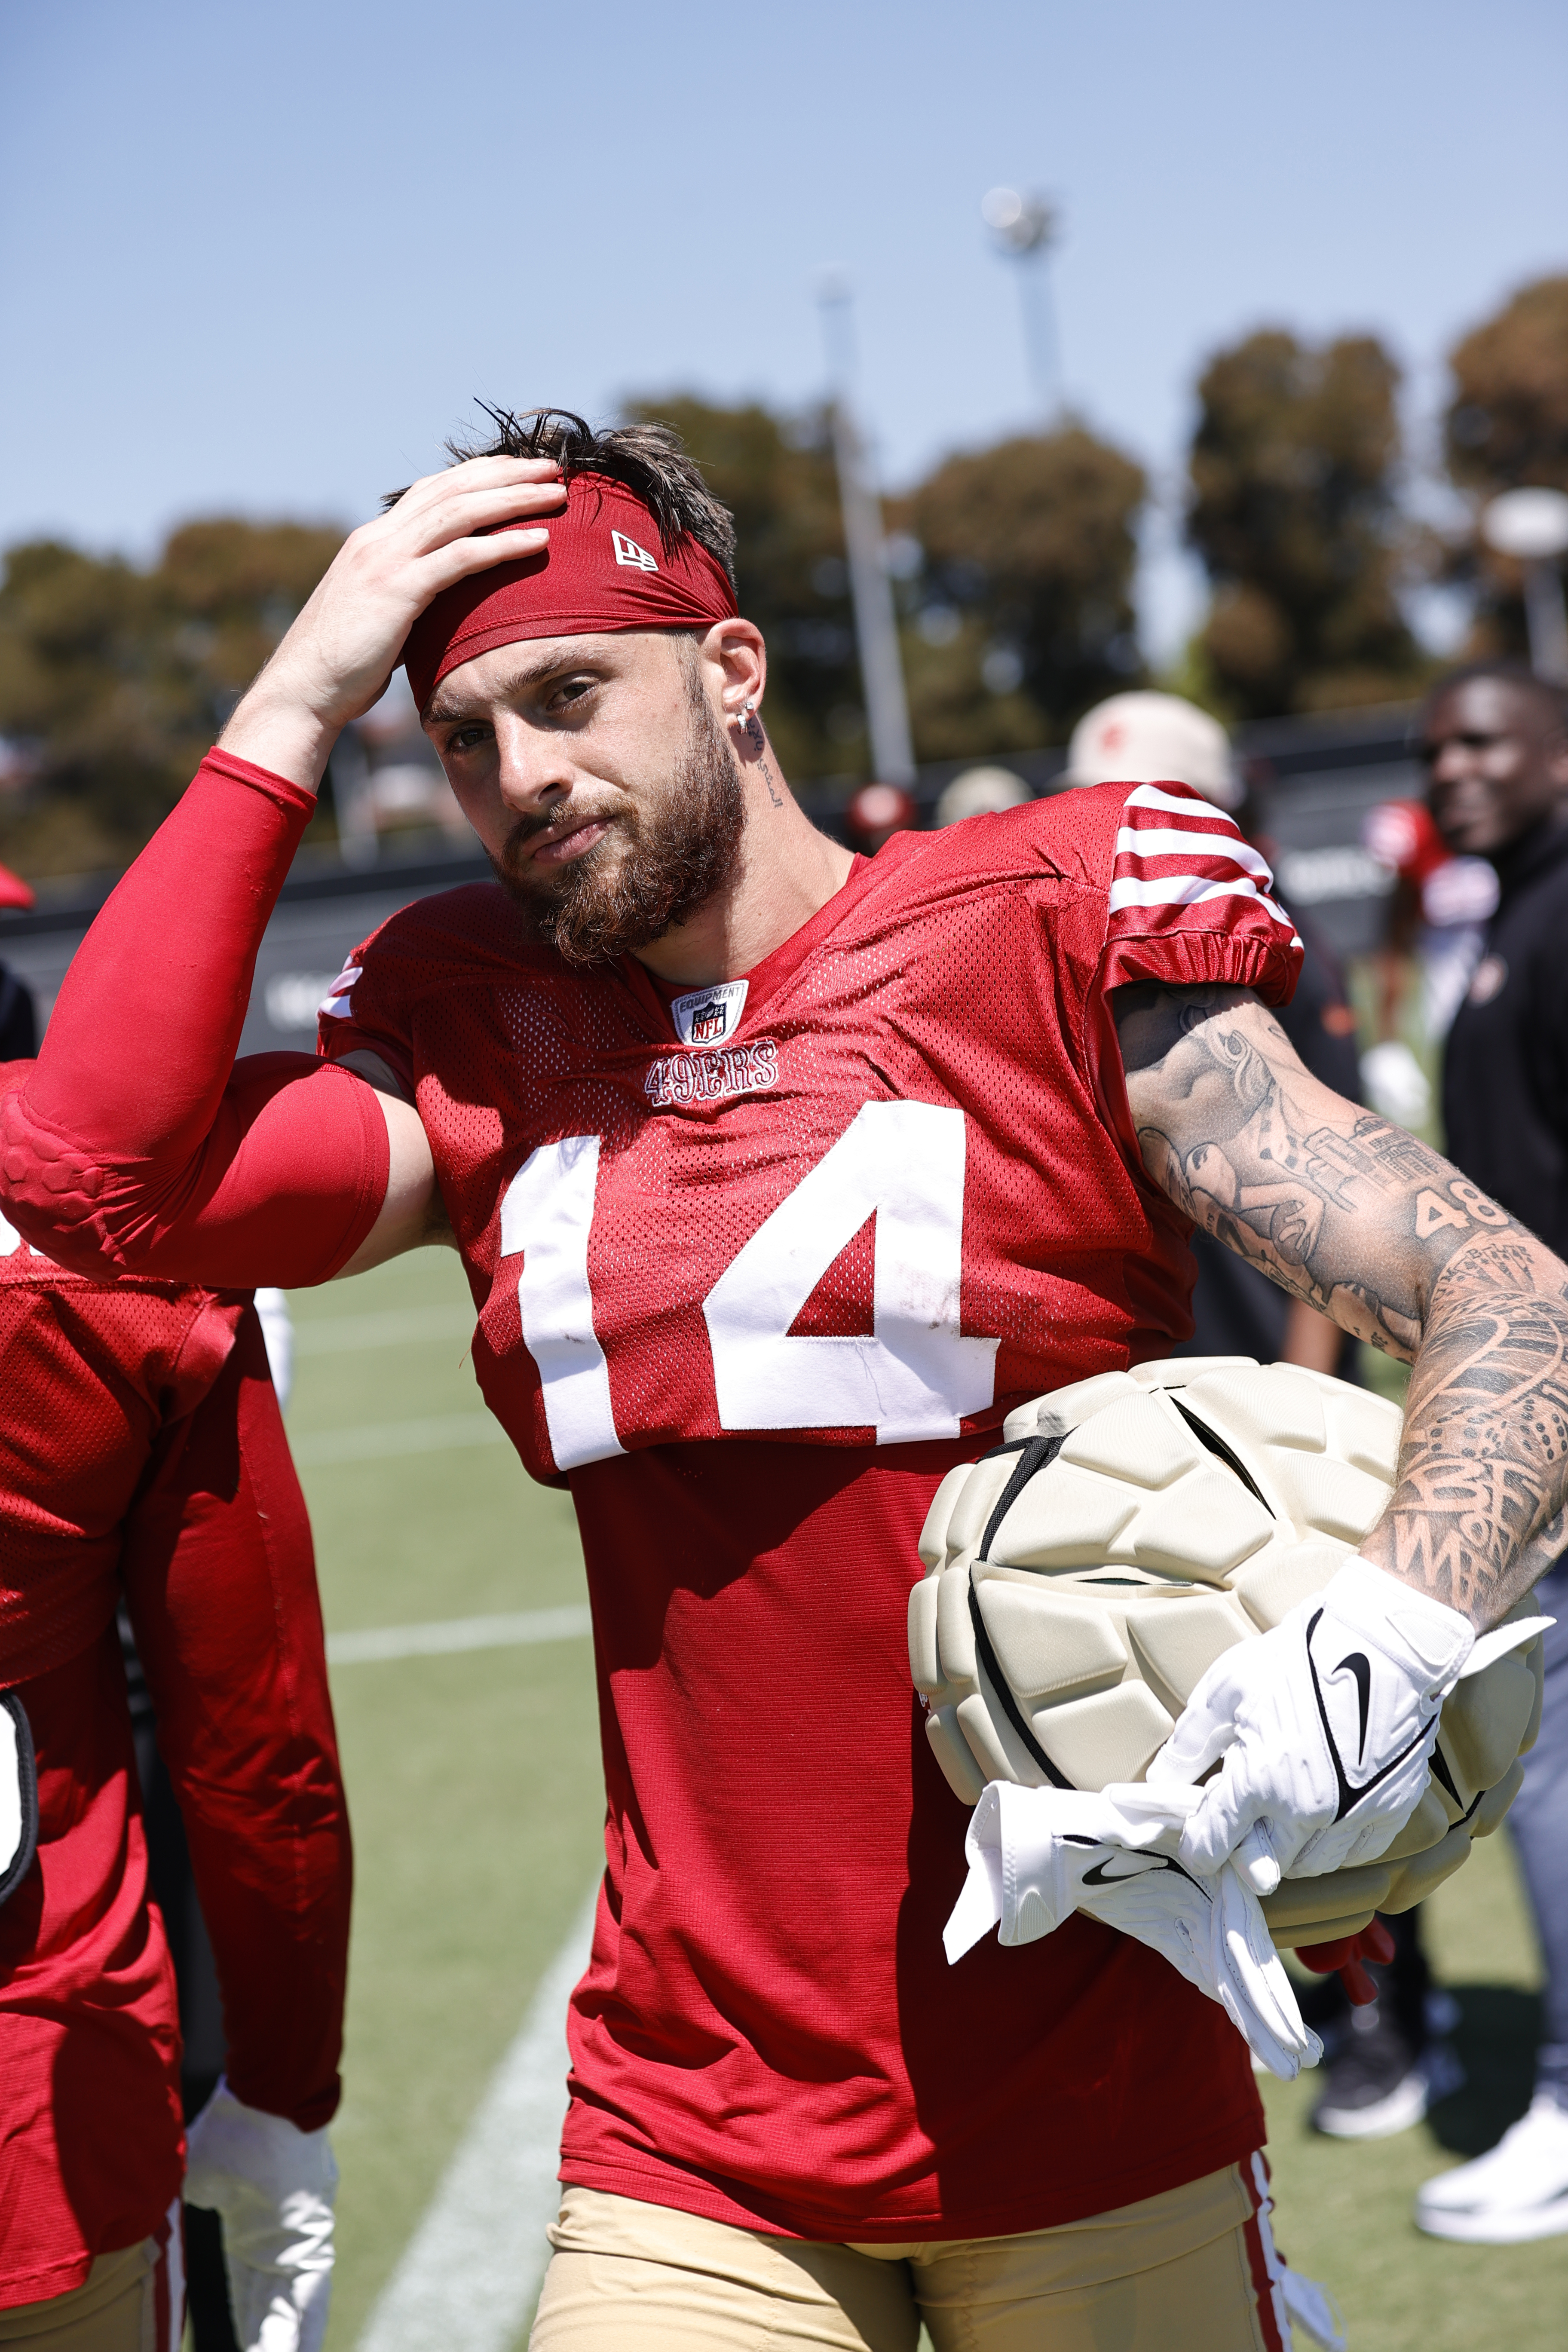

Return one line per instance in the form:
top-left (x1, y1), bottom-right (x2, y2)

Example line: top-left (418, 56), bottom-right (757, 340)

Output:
top-left (386, 405), bottom-right (738, 594)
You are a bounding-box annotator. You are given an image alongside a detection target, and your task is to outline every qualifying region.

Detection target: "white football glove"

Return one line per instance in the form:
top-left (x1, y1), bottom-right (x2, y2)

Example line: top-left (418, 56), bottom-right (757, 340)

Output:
top-left (944, 1779), bottom-right (1322, 2080)
top-left (184, 2081), bottom-right (337, 2352)
top-left (1150, 1556), bottom-right (1541, 1886)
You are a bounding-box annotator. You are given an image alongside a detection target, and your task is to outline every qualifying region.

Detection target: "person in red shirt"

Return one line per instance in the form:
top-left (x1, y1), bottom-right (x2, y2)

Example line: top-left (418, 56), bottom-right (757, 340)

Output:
top-left (1, 410), bottom-right (1562, 2349)
top-left (0, 1090), bottom-right (349, 2352)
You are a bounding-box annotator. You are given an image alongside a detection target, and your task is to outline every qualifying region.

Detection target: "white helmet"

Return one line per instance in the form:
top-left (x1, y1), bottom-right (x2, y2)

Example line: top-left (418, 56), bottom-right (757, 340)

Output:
top-left (934, 766), bottom-right (1032, 827)
top-left (912, 1357), bottom-right (1544, 1950)
top-left (1064, 690), bottom-right (1241, 810)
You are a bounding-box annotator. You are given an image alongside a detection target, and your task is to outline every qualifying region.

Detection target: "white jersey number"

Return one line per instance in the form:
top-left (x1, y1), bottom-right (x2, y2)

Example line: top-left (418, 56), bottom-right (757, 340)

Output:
top-left (704, 1101), bottom-right (998, 1442)
top-left (499, 1102), bottom-right (998, 1467)
top-left (499, 1136), bottom-right (624, 1472)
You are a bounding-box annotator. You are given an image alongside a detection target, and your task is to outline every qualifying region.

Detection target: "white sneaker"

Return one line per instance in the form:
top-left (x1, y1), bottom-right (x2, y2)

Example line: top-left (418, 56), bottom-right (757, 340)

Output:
top-left (1415, 2093), bottom-right (1568, 2242)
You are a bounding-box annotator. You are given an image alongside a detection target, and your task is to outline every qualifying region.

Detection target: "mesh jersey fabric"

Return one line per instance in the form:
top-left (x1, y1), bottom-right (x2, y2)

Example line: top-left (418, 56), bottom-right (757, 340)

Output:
top-left (314, 780), bottom-right (1298, 2239)
top-left (319, 780), bottom-right (1301, 1477)
top-left (0, 1239), bottom-right (349, 2304)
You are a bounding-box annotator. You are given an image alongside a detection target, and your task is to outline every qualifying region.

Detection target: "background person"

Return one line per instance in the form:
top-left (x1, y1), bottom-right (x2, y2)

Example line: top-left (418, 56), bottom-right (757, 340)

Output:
top-left (1064, 691), bottom-right (1360, 1379)
top-left (121, 1281), bottom-right (297, 2352)
top-left (1414, 660), bottom-right (1568, 2244)
top-left (0, 1088), bottom-right (348, 2351)
top-left (0, 857), bottom-right (38, 1060)
top-left (932, 766), bottom-right (1031, 828)
top-left (1358, 794), bottom-right (1498, 1130)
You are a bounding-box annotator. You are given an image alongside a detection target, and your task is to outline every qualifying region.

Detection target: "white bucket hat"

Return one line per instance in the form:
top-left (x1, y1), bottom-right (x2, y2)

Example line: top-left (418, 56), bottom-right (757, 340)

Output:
top-left (1063, 691), bottom-right (1241, 810)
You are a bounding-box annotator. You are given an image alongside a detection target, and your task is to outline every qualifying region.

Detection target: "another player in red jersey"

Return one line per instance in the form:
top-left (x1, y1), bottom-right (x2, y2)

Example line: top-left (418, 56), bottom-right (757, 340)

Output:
top-left (5, 412), bottom-right (1567, 2349)
top-left (0, 1092), bottom-right (348, 2352)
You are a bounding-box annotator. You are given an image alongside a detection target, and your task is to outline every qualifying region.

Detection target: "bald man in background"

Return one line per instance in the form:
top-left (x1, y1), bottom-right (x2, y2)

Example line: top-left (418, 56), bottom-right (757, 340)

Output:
top-left (1063, 693), bottom-right (1361, 1379)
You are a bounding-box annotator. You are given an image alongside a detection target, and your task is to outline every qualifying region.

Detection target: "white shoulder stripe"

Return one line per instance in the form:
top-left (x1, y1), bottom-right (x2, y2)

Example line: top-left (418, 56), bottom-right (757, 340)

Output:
top-left (1107, 871), bottom-right (1299, 936)
top-left (318, 965), bottom-right (363, 1020)
top-left (1114, 826), bottom-right (1274, 880)
top-left (1122, 782), bottom-right (1238, 823)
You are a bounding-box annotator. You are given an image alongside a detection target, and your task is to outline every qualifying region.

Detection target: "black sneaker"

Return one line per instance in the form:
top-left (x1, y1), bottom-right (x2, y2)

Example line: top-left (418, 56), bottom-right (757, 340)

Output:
top-left (1311, 1997), bottom-right (1461, 2140)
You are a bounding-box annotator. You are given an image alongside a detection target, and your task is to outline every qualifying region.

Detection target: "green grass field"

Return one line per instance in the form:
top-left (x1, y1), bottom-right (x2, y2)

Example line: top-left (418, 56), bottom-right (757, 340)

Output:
top-left (289, 1248), bottom-right (1568, 2352)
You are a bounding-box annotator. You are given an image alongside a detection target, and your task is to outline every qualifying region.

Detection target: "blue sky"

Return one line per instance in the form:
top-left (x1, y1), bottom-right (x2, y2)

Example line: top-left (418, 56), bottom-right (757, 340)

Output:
top-left (2, 0), bottom-right (1564, 656)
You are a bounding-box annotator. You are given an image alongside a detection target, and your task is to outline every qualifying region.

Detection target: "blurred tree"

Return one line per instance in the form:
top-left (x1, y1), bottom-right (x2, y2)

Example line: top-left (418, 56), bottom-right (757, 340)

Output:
top-left (1442, 276), bottom-right (1568, 657)
top-left (904, 425), bottom-right (1145, 755)
top-left (624, 395), bottom-right (859, 782)
top-left (0, 518), bottom-right (341, 876)
top-left (1187, 328), bottom-right (1423, 719)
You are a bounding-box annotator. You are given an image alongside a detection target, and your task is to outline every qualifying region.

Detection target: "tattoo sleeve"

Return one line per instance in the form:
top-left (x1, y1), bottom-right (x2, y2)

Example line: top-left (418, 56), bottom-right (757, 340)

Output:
top-left (1115, 982), bottom-right (1568, 1626)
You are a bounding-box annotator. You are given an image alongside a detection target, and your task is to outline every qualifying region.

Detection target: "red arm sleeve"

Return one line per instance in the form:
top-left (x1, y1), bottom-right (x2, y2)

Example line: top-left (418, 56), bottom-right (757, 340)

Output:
top-left (119, 1306), bottom-right (351, 2132)
top-left (0, 750), bottom-right (388, 1286)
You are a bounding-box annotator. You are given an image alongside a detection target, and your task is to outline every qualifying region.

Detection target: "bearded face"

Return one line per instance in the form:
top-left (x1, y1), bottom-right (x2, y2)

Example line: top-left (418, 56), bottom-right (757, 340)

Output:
top-left (487, 661), bottom-right (746, 966)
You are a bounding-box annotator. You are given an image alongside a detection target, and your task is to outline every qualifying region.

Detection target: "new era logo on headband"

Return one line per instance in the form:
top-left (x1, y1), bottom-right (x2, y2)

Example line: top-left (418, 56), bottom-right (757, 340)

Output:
top-left (612, 530), bottom-right (658, 573)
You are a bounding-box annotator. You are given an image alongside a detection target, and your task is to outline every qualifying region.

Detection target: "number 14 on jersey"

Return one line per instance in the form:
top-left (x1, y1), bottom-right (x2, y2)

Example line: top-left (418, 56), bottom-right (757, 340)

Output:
top-left (498, 1102), bottom-right (1001, 1470)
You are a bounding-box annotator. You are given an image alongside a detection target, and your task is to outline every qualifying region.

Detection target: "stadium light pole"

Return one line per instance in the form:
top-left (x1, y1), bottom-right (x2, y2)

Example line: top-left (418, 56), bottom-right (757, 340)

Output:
top-left (1481, 488), bottom-right (1568, 686)
top-left (816, 273), bottom-right (917, 790)
top-left (981, 188), bottom-right (1062, 421)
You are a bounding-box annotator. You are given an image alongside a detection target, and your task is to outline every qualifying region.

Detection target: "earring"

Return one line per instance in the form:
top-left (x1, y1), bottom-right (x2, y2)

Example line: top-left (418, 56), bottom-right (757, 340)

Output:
top-left (739, 698), bottom-right (756, 720)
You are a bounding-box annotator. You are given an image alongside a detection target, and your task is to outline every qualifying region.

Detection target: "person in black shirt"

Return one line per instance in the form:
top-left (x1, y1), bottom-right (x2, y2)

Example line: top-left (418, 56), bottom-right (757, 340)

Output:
top-left (0, 857), bottom-right (37, 1060)
top-left (1415, 659), bottom-right (1568, 2241)
top-left (0, 965), bottom-right (37, 1061)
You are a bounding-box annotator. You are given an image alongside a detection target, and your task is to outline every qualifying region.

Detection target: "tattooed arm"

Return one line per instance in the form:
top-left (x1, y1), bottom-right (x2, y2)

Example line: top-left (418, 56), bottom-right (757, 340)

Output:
top-left (1115, 981), bottom-right (1568, 1629)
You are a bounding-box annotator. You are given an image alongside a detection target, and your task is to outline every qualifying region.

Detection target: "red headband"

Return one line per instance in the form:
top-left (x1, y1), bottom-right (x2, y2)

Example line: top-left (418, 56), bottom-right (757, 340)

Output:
top-left (401, 472), bottom-right (738, 711)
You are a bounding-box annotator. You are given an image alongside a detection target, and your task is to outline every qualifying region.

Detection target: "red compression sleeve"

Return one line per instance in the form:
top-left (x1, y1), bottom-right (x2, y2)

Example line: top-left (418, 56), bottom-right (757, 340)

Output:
top-left (0, 750), bottom-right (387, 1286)
top-left (121, 1308), bottom-right (351, 2132)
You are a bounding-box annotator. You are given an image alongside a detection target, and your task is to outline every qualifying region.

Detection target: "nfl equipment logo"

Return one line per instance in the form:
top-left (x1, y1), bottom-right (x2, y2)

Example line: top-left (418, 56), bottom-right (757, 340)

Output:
top-left (670, 977), bottom-right (749, 1049)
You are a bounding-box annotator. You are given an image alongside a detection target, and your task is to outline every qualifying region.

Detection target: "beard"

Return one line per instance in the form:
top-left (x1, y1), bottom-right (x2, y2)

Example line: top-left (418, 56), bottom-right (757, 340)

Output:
top-left (488, 675), bottom-right (747, 967)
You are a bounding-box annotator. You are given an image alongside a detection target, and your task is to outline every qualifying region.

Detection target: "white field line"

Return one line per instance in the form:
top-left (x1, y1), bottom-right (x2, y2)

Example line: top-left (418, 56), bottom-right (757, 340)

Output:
top-left (327, 1606), bottom-right (592, 1666)
top-left (291, 1413), bottom-right (506, 1466)
top-left (292, 1305), bottom-right (477, 1355)
top-left (355, 1883), bottom-right (600, 2352)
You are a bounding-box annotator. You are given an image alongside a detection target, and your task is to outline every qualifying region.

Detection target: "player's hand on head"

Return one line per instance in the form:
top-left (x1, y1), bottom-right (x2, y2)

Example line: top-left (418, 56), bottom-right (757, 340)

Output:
top-left (222, 456), bottom-right (567, 768)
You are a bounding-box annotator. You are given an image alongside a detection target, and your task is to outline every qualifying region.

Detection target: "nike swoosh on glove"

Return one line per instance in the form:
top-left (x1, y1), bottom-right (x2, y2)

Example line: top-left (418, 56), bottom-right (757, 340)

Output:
top-left (943, 1780), bottom-right (1323, 2080)
top-left (1149, 1557), bottom-right (1543, 1886)
top-left (184, 2080), bottom-right (337, 2352)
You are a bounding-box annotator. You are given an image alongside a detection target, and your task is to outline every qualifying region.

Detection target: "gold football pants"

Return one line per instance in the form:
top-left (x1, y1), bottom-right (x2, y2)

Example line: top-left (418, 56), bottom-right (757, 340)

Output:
top-left (530, 2159), bottom-right (1292, 2351)
top-left (0, 2233), bottom-right (177, 2352)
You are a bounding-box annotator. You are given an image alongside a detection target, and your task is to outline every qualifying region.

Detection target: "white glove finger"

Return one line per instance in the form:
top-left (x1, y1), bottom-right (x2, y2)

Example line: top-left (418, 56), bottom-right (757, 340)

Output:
top-left (1175, 1746), bottom-right (1293, 1878)
top-left (1215, 1868), bottom-right (1321, 2082)
top-left (1459, 1617), bottom-right (1553, 1679)
top-left (1232, 1820), bottom-right (1282, 1897)
top-left (1213, 1962), bottom-right (1321, 2082)
top-left (944, 1848), bottom-right (1004, 1963)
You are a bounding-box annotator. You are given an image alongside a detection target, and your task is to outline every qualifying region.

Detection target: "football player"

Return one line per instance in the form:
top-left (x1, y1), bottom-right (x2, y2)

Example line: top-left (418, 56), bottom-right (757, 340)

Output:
top-left (0, 1085), bottom-right (347, 2352)
top-left (4, 410), bottom-right (1567, 2349)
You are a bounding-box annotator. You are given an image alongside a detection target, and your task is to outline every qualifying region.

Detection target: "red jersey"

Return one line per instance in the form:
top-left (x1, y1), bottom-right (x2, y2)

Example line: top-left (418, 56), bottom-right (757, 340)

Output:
top-left (0, 1216), bottom-right (349, 2305)
top-left (319, 780), bottom-right (1300, 2240)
